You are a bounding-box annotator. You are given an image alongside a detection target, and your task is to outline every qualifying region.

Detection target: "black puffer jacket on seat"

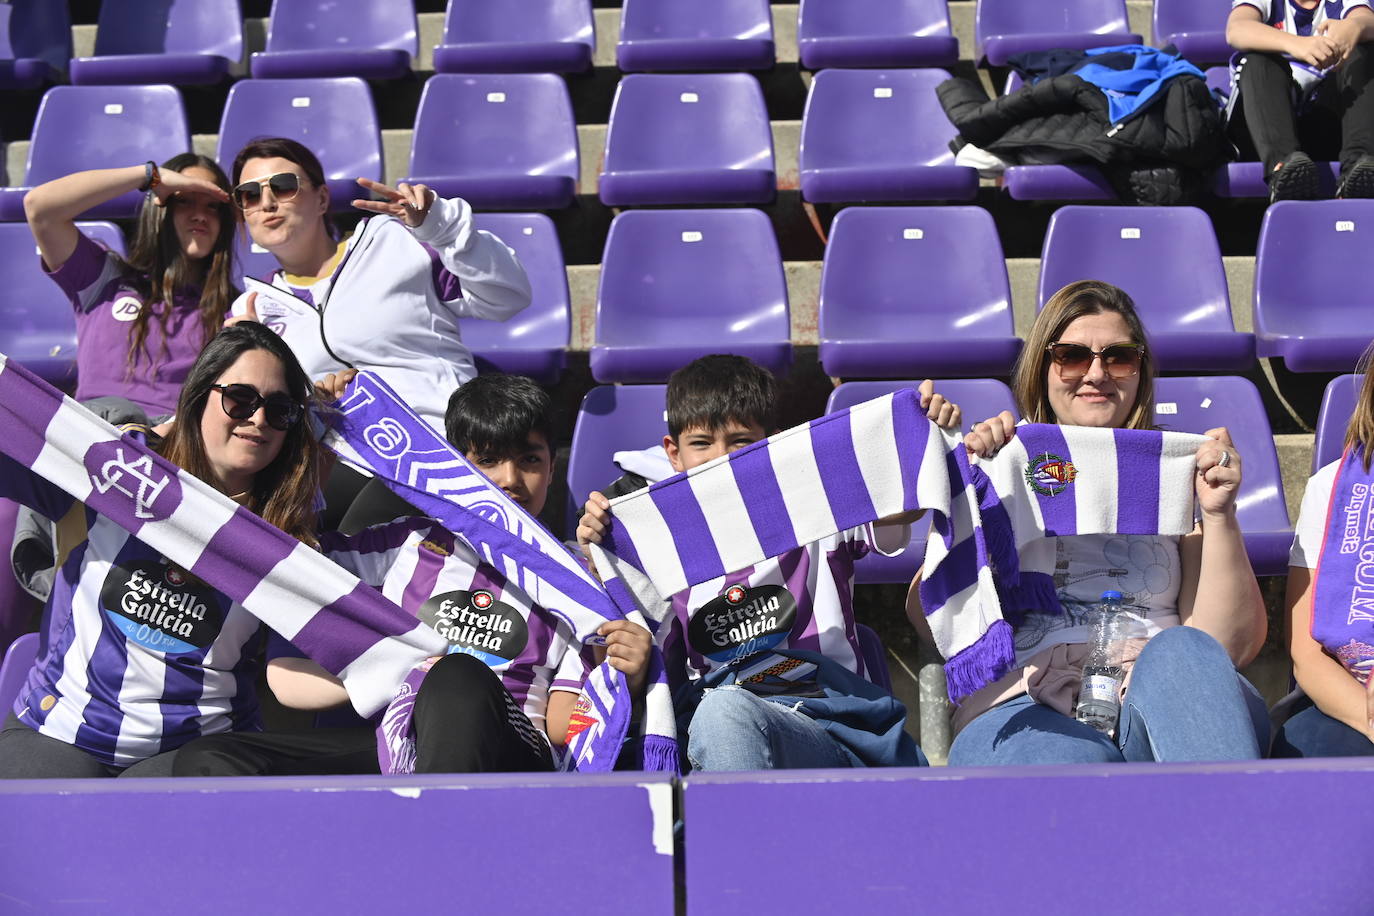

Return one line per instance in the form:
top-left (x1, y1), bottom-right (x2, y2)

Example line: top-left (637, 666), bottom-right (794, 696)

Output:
top-left (938, 67), bottom-right (1227, 204)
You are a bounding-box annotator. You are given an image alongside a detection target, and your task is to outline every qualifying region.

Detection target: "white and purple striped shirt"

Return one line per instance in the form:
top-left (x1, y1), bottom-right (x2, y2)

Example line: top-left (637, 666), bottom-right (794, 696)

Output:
top-left (2, 450), bottom-right (265, 766)
top-left (320, 518), bottom-right (589, 737)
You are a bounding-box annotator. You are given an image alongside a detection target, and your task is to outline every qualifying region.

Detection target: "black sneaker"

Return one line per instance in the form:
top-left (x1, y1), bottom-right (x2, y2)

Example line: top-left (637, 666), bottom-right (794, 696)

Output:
top-left (1269, 151), bottom-right (1320, 203)
top-left (1337, 155), bottom-right (1374, 198)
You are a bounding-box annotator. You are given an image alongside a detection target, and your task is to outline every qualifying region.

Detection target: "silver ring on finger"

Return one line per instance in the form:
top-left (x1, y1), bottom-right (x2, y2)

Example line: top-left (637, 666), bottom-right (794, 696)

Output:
top-left (1218, 449), bottom-right (1231, 469)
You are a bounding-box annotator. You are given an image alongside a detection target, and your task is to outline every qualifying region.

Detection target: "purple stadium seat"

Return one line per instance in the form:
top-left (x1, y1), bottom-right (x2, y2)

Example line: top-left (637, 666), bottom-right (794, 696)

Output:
top-left (591, 209), bottom-right (790, 384)
top-left (855, 624), bottom-right (892, 693)
top-left (826, 379), bottom-right (1019, 584)
top-left (1152, 376), bottom-right (1292, 576)
top-left (0, 631), bottom-right (38, 714)
top-left (0, 221), bottom-right (123, 386)
top-left (69, 0), bottom-right (242, 86)
top-left (799, 69), bottom-right (978, 203)
top-left (683, 760), bottom-right (1374, 914)
top-left (1213, 160), bottom-right (1341, 198)
top-left (0, 1), bottom-right (70, 88)
top-left (566, 384), bottom-right (668, 534)
top-left (406, 74), bottom-right (579, 211)
top-left (0, 772), bottom-right (676, 912)
top-left (797, 0), bottom-right (958, 70)
top-left (460, 213), bottom-right (569, 384)
top-left (1313, 374), bottom-right (1360, 473)
top-left (818, 207), bottom-right (1021, 379)
top-left (600, 74), bottom-right (775, 207)
top-left (1038, 206), bottom-right (1255, 371)
top-left (216, 78), bottom-right (382, 215)
top-left (434, 0), bottom-right (594, 74)
top-left (1255, 200), bottom-right (1374, 372)
top-left (617, 0), bottom-right (774, 72)
top-left (1205, 64), bottom-right (1230, 100)
top-left (0, 85), bottom-right (190, 222)
top-left (1154, 0), bottom-right (1233, 66)
top-left (234, 232), bottom-right (280, 285)
top-left (975, 0), bottom-right (1142, 67)
top-left (251, 0), bottom-right (416, 80)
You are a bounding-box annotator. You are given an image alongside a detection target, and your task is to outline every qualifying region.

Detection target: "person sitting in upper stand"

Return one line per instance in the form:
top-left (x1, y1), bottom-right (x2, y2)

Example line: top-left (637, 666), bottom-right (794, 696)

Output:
top-left (1226, 0), bottom-right (1374, 201)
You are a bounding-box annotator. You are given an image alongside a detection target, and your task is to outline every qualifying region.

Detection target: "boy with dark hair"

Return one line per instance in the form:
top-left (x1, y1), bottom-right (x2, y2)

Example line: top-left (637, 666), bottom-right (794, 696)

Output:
top-left (579, 355), bottom-right (960, 771)
top-left (177, 374), bottom-right (651, 775)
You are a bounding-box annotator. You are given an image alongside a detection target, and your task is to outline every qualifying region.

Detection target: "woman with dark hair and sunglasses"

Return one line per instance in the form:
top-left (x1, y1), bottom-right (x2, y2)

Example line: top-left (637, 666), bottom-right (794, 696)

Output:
top-left (23, 155), bottom-right (238, 421)
top-left (910, 279), bottom-right (1269, 766)
top-left (0, 322), bottom-right (327, 778)
top-left (225, 137), bottom-right (531, 434)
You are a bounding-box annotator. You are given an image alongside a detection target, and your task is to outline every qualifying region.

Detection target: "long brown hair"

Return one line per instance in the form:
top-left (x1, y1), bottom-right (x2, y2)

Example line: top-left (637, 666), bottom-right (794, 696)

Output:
top-left (161, 323), bottom-right (322, 546)
top-left (120, 152), bottom-right (237, 375)
top-left (1346, 342), bottom-right (1374, 471)
top-left (1012, 279), bottom-right (1156, 430)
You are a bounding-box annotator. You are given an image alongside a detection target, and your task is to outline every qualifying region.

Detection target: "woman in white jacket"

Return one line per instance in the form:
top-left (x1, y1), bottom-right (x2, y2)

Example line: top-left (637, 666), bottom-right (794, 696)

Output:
top-left (226, 136), bottom-right (532, 433)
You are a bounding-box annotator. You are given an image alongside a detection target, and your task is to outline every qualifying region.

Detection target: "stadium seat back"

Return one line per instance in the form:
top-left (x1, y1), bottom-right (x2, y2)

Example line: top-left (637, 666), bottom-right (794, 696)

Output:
top-left (618, 0), bottom-right (774, 71)
top-left (819, 206), bottom-right (1019, 378)
top-left (217, 77), bottom-right (382, 214)
top-left (1254, 200), bottom-right (1374, 371)
top-left (408, 73), bottom-right (579, 210)
top-left (600, 73), bottom-right (775, 206)
top-left (1039, 206), bottom-right (1254, 371)
top-left (591, 209), bottom-right (790, 382)
top-left (797, 0), bottom-right (958, 69)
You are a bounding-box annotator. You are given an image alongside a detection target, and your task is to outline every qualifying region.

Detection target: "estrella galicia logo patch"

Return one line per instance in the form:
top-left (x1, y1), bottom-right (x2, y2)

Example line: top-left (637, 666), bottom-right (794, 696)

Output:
top-left (99, 560), bottom-right (227, 654)
top-left (419, 589), bottom-right (528, 666)
top-left (1024, 451), bottom-right (1077, 497)
top-left (83, 440), bottom-right (183, 524)
top-left (688, 584), bottom-right (797, 663)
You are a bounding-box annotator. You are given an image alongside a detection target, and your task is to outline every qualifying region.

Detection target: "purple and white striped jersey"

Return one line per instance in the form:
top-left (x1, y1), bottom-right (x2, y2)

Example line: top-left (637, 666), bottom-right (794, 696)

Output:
top-left (3, 451), bottom-right (265, 767)
top-left (321, 518), bottom-right (590, 738)
top-left (1233, 0), bottom-right (1371, 35)
top-left (660, 526), bottom-right (898, 685)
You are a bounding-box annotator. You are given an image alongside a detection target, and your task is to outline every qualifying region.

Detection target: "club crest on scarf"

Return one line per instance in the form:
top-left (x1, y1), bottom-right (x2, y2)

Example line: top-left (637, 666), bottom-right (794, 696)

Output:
top-left (85, 441), bottom-right (183, 522)
top-left (1024, 451), bottom-right (1078, 498)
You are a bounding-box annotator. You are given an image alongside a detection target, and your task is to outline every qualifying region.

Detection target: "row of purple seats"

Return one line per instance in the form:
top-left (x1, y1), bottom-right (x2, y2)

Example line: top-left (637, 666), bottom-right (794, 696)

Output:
top-left (818, 205), bottom-right (1248, 380)
top-left (566, 374), bottom-right (1294, 579)
top-left (0, 80), bottom-right (381, 220)
top-left (4, 0), bottom-right (1236, 90)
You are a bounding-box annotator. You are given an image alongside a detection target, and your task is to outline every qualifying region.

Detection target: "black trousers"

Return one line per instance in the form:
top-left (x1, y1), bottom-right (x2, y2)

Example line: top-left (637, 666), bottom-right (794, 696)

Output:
top-left (411, 652), bottom-right (554, 773)
top-left (0, 712), bottom-right (179, 779)
top-left (171, 654), bottom-right (554, 776)
top-left (172, 724), bottom-right (381, 777)
top-left (1230, 45), bottom-right (1374, 177)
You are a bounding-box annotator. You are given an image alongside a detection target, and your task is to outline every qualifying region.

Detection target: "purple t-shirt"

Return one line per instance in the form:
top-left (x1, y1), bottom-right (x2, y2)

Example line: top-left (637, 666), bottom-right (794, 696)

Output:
top-left (46, 231), bottom-right (209, 417)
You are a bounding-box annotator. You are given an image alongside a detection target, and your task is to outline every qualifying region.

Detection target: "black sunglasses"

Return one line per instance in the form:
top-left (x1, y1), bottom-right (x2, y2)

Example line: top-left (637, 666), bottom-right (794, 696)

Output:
top-left (209, 383), bottom-right (302, 431)
top-left (232, 171), bottom-right (301, 210)
top-left (1046, 342), bottom-right (1145, 381)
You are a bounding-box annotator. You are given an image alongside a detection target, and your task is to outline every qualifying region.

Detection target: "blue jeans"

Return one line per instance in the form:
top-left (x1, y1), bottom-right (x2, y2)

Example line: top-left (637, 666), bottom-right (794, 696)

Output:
top-left (685, 685), bottom-right (905, 771)
top-left (948, 626), bottom-right (1270, 766)
top-left (1271, 700), bottom-right (1374, 758)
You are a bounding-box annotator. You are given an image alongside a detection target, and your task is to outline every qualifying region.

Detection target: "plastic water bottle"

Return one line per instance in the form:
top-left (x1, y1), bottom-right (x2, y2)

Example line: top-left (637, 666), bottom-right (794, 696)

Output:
top-left (1075, 590), bottom-right (1126, 736)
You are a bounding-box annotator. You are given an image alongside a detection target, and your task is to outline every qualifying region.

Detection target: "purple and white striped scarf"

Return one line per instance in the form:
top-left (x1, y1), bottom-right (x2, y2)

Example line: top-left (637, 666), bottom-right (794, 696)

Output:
top-left (0, 354), bottom-right (445, 719)
top-left (591, 390), bottom-right (1203, 701)
top-left (325, 372), bottom-right (678, 773)
top-left (1310, 446), bottom-right (1374, 684)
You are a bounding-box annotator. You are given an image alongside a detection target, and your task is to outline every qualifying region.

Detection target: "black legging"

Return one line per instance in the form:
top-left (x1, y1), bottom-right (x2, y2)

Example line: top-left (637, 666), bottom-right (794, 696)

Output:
top-left (412, 652), bottom-right (555, 773)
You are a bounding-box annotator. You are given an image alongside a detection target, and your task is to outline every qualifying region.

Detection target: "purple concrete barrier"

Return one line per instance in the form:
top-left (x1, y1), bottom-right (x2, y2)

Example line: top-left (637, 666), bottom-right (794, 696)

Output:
top-left (0, 772), bottom-right (675, 913)
top-left (683, 759), bottom-right (1374, 915)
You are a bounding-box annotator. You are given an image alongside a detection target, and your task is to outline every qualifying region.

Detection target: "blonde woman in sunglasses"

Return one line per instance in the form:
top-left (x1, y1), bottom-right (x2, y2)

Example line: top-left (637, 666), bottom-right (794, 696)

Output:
top-left (910, 280), bottom-right (1269, 766)
top-left (225, 137), bottom-right (531, 435)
